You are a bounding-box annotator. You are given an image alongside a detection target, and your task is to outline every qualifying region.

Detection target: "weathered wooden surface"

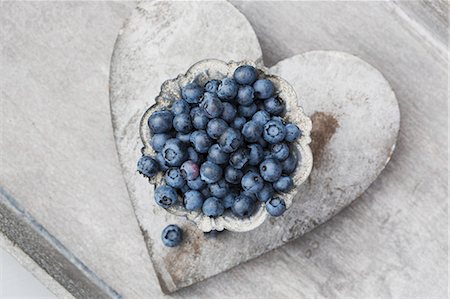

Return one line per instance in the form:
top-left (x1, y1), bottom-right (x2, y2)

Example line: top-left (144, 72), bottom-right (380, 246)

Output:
top-left (0, 1), bottom-right (447, 298)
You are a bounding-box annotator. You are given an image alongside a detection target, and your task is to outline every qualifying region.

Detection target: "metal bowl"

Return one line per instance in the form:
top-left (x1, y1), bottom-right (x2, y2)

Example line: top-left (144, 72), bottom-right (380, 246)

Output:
top-left (139, 59), bottom-right (313, 232)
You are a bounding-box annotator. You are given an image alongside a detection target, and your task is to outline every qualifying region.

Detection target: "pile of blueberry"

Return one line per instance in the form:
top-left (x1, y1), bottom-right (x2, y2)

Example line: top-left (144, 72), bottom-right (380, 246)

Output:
top-left (138, 65), bottom-right (301, 246)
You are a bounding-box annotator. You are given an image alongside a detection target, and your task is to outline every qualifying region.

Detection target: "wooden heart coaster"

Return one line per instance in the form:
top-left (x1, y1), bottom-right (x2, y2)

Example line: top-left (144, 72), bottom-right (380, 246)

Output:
top-left (109, 2), bottom-right (399, 293)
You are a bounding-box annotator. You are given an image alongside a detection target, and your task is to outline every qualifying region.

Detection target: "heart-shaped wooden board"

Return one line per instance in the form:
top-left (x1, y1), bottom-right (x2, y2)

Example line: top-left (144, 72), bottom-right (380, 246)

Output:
top-left (110, 1), bottom-right (399, 293)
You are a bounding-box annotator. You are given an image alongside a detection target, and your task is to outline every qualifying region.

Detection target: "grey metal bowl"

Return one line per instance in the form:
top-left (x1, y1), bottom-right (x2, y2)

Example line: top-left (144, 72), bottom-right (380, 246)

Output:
top-left (139, 59), bottom-right (313, 232)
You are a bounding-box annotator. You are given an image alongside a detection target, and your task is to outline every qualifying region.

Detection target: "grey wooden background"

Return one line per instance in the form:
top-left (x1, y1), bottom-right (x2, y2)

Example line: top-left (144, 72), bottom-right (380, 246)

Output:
top-left (0, 1), bottom-right (448, 298)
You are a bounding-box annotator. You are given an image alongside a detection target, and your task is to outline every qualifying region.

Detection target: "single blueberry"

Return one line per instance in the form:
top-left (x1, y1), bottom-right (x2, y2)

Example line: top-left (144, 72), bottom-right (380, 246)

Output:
top-left (224, 166), bottom-right (244, 185)
top-left (217, 78), bottom-right (238, 101)
top-left (155, 152), bottom-right (169, 171)
top-left (148, 110), bottom-right (173, 134)
top-left (164, 167), bottom-right (186, 189)
top-left (180, 160), bottom-right (200, 180)
top-left (273, 176), bottom-right (294, 193)
top-left (200, 92), bottom-right (224, 118)
top-left (282, 151), bottom-right (299, 175)
top-left (231, 116), bottom-right (247, 130)
top-left (150, 133), bottom-right (171, 152)
top-left (266, 197), bottom-right (286, 217)
top-left (221, 102), bottom-right (237, 123)
top-left (209, 179), bottom-right (230, 199)
top-left (207, 144), bottom-right (229, 165)
top-left (218, 128), bottom-right (243, 153)
top-left (204, 79), bottom-right (221, 93)
top-left (200, 161), bottom-right (223, 184)
top-left (236, 85), bottom-right (255, 106)
top-left (259, 158), bottom-right (282, 182)
top-left (256, 183), bottom-right (274, 202)
top-left (233, 65), bottom-right (258, 85)
top-left (231, 194), bottom-right (255, 218)
top-left (238, 103), bottom-right (257, 118)
top-left (206, 118), bottom-right (228, 139)
top-left (253, 79), bottom-right (274, 99)
top-left (137, 155), bottom-right (159, 178)
top-left (229, 148), bottom-right (249, 169)
top-left (247, 143), bottom-right (264, 166)
top-left (190, 130), bottom-right (213, 154)
top-left (271, 142), bottom-right (289, 161)
top-left (241, 171), bottom-right (264, 194)
top-left (161, 224), bottom-right (182, 247)
top-left (181, 82), bottom-right (203, 104)
top-left (173, 113), bottom-right (193, 133)
top-left (241, 120), bottom-right (263, 142)
top-left (176, 132), bottom-right (191, 144)
top-left (252, 110), bottom-right (271, 126)
top-left (285, 123), bottom-right (302, 142)
top-left (186, 176), bottom-right (206, 190)
top-left (162, 138), bottom-right (188, 166)
top-left (154, 185), bottom-right (178, 208)
top-left (184, 190), bottom-right (204, 211)
top-left (263, 120), bottom-right (286, 144)
top-left (202, 197), bottom-right (225, 217)
top-left (187, 147), bottom-right (200, 164)
top-left (172, 99), bottom-right (190, 115)
top-left (190, 107), bottom-right (209, 130)
top-left (264, 96), bottom-right (285, 116)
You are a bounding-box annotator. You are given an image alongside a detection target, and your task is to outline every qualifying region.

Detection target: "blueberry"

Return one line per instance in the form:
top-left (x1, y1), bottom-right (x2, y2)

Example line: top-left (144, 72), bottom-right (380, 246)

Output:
top-left (207, 144), bottom-right (229, 165)
top-left (247, 143), bottom-right (264, 166)
top-left (238, 103), bottom-right (257, 118)
top-left (231, 194), bottom-right (255, 218)
top-left (164, 167), bottom-right (186, 189)
top-left (190, 107), bottom-right (209, 130)
top-left (155, 152), bottom-right (169, 171)
top-left (271, 142), bottom-right (289, 161)
top-left (217, 78), bottom-right (238, 101)
top-left (154, 185), bottom-right (178, 208)
top-left (176, 132), bottom-right (191, 144)
top-left (231, 116), bottom-right (246, 130)
top-left (209, 179), bottom-right (230, 199)
top-left (186, 176), bottom-right (206, 190)
top-left (259, 158), bottom-right (282, 182)
top-left (206, 118), bottom-right (228, 139)
top-left (204, 79), bottom-right (220, 93)
top-left (253, 79), bottom-right (274, 99)
top-left (190, 130), bottom-right (213, 154)
top-left (187, 147), bottom-right (200, 164)
top-left (273, 176), bottom-right (294, 193)
top-left (236, 85), bottom-right (254, 106)
top-left (200, 161), bottom-right (223, 184)
top-left (233, 65), bottom-right (257, 85)
top-left (229, 148), bottom-right (249, 169)
top-left (162, 138), bottom-right (188, 166)
top-left (161, 224), bottom-right (182, 247)
top-left (242, 120), bottom-right (263, 142)
top-left (181, 82), bottom-right (203, 104)
top-left (252, 110), bottom-right (270, 126)
top-left (184, 190), bottom-right (204, 211)
top-left (263, 120), bottom-right (286, 144)
top-left (265, 197), bottom-right (286, 217)
top-left (148, 110), bottom-right (173, 134)
top-left (150, 133), bottom-right (171, 152)
top-left (282, 151), bottom-right (299, 175)
top-left (180, 160), bottom-right (199, 180)
top-left (200, 92), bottom-right (224, 118)
top-left (256, 183), bottom-right (274, 202)
top-left (285, 123), bottom-right (301, 142)
top-left (264, 96), bottom-right (285, 116)
top-left (221, 102), bottom-right (237, 123)
top-left (241, 171), bottom-right (264, 194)
top-left (223, 192), bottom-right (237, 209)
top-left (172, 99), bottom-right (190, 115)
top-left (218, 128), bottom-right (243, 153)
top-left (202, 197), bottom-right (225, 217)
top-left (224, 166), bottom-right (244, 185)
top-left (173, 113), bottom-right (193, 133)
top-left (137, 155), bottom-right (159, 178)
